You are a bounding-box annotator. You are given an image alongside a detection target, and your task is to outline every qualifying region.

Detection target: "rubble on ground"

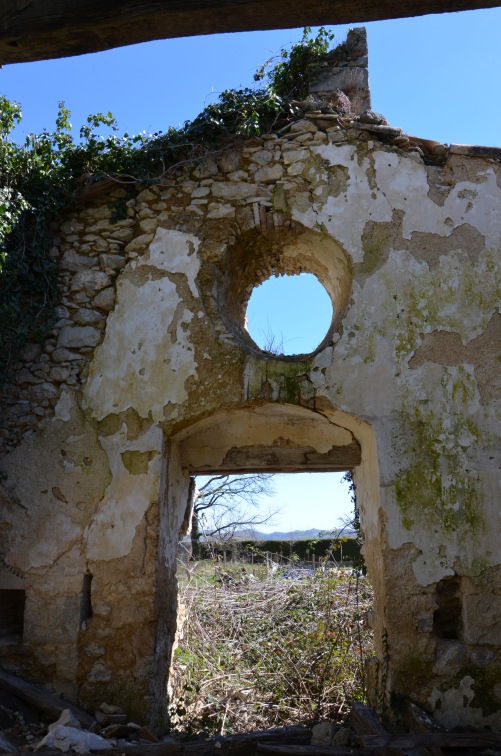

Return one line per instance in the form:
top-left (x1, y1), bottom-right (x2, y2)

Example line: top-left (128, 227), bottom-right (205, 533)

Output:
top-left (2, 670), bottom-right (501, 754)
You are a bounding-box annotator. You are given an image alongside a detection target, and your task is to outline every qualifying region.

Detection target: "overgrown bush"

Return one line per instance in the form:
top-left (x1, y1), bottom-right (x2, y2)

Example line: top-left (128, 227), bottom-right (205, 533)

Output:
top-left (171, 567), bottom-right (373, 735)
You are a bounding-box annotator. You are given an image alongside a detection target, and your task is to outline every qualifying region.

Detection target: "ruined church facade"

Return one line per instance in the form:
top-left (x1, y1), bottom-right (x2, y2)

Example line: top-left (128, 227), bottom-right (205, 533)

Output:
top-left (1, 31), bottom-right (501, 729)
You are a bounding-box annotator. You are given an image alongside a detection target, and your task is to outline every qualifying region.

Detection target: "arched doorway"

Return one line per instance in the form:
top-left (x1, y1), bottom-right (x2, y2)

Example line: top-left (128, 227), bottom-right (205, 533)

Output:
top-left (159, 402), bottom-right (381, 718)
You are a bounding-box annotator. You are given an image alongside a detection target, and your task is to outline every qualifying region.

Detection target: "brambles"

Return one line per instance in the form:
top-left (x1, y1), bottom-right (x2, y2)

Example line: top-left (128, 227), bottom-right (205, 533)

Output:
top-left (171, 567), bottom-right (373, 735)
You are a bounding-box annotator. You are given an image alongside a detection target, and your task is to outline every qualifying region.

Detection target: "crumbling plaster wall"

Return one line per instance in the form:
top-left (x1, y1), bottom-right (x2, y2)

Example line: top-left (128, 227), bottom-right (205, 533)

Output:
top-left (0, 112), bottom-right (500, 728)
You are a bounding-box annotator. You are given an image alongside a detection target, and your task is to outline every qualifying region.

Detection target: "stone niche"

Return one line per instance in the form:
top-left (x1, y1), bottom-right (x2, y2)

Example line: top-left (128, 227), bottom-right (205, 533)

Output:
top-left (1, 40), bottom-right (501, 729)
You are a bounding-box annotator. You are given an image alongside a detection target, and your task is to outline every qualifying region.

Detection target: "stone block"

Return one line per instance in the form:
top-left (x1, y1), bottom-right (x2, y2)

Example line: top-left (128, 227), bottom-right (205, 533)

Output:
top-left (51, 348), bottom-right (86, 363)
top-left (92, 287), bottom-right (116, 311)
top-left (99, 253), bottom-right (126, 271)
top-left (57, 326), bottom-right (101, 349)
top-left (73, 308), bottom-right (104, 325)
top-left (70, 270), bottom-right (111, 296)
top-left (254, 164), bottom-right (284, 183)
top-left (61, 249), bottom-right (97, 272)
top-left (289, 119), bottom-right (318, 133)
top-left (212, 181), bottom-right (265, 200)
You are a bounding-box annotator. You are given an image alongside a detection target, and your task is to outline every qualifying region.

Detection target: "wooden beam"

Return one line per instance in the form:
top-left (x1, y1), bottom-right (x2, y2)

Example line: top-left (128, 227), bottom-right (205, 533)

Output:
top-left (1, 0), bottom-right (501, 65)
top-left (0, 668), bottom-right (94, 729)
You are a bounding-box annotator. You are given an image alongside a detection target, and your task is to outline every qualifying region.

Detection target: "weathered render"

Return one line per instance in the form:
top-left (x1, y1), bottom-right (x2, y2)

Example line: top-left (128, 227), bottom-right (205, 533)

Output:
top-left (1, 35), bottom-right (501, 730)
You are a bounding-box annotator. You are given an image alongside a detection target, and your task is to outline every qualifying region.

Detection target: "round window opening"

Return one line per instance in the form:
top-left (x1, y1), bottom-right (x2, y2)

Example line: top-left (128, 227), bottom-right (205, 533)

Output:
top-left (246, 273), bottom-right (334, 356)
top-left (218, 226), bottom-right (352, 359)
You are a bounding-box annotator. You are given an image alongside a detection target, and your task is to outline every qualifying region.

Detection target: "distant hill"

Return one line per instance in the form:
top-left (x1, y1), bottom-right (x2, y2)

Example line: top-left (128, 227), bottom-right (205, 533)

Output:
top-left (234, 527), bottom-right (357, 541)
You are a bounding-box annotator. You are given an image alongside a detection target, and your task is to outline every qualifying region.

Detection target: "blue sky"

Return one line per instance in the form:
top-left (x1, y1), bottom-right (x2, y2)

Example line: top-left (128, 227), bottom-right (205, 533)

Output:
top-left (2, 8), bottom-right (500, 530)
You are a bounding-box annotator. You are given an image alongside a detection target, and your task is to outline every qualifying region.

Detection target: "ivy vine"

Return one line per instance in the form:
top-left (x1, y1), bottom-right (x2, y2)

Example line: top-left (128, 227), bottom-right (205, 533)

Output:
top-left (0, 27), bottom-right (335, 380)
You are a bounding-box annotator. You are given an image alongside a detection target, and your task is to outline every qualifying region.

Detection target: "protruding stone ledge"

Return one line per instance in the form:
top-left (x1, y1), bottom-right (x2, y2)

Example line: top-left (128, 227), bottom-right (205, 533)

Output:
top-left (450, 143), bottom-right (501, 160)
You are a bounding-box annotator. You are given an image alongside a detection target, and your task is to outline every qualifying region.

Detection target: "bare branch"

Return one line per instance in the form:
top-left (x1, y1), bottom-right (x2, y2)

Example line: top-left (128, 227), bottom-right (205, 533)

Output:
top-left (189, 473), bottom-right (279, 557)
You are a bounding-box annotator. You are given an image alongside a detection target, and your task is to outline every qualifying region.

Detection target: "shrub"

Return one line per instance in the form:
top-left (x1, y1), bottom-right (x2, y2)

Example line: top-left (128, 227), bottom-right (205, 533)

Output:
top-left (171, 567), bottom-right (373, 735)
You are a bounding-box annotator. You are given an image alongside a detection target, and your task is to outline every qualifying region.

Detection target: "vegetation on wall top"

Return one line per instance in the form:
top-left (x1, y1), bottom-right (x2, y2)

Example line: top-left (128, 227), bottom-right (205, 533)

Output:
top-left (0, 27), bottom-right (335, 380)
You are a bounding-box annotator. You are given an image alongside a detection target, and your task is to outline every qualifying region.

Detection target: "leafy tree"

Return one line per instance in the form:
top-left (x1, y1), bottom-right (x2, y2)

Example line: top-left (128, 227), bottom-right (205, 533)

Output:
top-left (190, 474), bottom-right (278, 558)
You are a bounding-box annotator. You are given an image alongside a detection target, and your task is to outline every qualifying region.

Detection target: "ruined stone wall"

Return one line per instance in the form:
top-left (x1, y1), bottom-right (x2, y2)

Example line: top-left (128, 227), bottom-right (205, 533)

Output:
top-left (0, 111), bottom-right (500, 729)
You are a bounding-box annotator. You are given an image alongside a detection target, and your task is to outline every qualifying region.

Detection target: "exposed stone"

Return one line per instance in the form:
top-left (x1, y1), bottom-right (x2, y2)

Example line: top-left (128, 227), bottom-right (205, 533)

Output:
top-left (60, 219), bottom-right (84, 235)
top-left (212, 182), bottom-right (263, 200)
top-left (51, 348), bottom-right (86, 363)
top-left (136, 188), bottom-right (158, 202)
top-left (73, 308), bottom-right (104, 325)
top-left (61, 249), bottom-right (97, 272)
top-left (218, 150), bottom-right (241, 173)
top-left (70, 270), bottom-right (111, 296)
top-left (254, 164), bottom-right (284, 183)
top-left (57, 326), bottom-right (101, 349)
top-left (16, 369), bottom-right (43, 385)
top-left (99, 253), bottom-right (127, 271)
top-left (207, 203), bottom-right (235, 219)
top-left (92, 287), bottom-right (116, 311)
top-left (192, 157), bottom-right (218, 178)
top-left (124, 233), bottom-right (155, 255)
top-left (282, 148), bottom-right (310, 164)
top-left (191, 186), bottom-right (210, 198)
top-left (50, 366), bottom-right (72, 383)
top-left (139, 218), bottom-right (158, 234)
top-left (289, 119), bottom-right (318, 134)
top-left (250, 149), bottom-right (274, 166)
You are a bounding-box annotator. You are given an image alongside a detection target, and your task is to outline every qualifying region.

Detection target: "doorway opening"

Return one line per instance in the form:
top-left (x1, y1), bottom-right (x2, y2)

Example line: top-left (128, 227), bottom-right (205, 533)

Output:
top-left (173, 469), bottom-right (372, 734)
top-left (165, 404), bottom-right (379, 733)
top-left (181, 471), bottom-right (356, 564)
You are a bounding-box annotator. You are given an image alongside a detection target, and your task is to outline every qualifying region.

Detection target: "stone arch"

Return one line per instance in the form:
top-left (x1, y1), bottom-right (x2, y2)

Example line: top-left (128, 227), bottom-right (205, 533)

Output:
top-left (201, 224), bottom-right (352, 358)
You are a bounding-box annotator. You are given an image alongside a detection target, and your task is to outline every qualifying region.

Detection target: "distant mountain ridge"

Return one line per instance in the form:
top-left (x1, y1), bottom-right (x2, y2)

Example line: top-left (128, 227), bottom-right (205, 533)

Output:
top-left (234, 527), bottom-right (356, 541)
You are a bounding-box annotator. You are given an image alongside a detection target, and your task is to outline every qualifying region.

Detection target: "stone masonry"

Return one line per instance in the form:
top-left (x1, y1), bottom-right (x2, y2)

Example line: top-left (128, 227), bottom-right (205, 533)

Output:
top-left (1, 30), bottom-right (501, 731)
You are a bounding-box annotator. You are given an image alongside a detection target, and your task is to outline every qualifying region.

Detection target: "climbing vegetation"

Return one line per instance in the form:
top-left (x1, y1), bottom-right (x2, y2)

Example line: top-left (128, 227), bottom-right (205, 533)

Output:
top-left (0, 27), bottom-right (335, 378)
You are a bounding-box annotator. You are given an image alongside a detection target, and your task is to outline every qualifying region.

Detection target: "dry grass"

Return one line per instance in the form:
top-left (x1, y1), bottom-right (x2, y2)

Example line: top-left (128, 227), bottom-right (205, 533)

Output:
top-left (171, 566), bottom-right (373, 736)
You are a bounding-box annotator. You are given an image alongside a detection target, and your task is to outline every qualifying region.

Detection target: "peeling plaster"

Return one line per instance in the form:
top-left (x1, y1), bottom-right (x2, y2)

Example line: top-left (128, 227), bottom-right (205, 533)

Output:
top-left (84, 229), bottom-right (201, 422)
top-left (84, 423), bottom-right (163, 561)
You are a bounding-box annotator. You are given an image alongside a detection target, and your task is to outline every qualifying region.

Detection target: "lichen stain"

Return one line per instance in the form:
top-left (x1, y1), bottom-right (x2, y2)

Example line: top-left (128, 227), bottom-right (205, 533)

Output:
top-left (121, 450), bottom-right (158, 475)
top-left (390, 248), bottom-right (500, 365)
top-left (394, 395), bottom-right (483, 534)
top-left (244, 357), bottom-right (315, 406)
top-left (429, 664), bottom-right (501, 728)
top-left (356, 210), bottom-right (405, 282)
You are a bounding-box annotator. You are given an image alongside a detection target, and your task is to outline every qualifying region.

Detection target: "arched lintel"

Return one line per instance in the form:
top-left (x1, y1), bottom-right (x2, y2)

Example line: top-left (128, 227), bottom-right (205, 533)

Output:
top-left (166, 402), bottom-right (381, 545)
top-left (169, 401), bottom-right (370, 474)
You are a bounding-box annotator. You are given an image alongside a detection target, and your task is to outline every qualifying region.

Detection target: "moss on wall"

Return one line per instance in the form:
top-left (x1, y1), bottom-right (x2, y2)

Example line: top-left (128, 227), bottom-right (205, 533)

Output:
top-left (395, 395), bottom-right (483, 533)
top-left (245, 357), bottom-right (315, 405)
top-left (121, 450), bottom-right (158, 474)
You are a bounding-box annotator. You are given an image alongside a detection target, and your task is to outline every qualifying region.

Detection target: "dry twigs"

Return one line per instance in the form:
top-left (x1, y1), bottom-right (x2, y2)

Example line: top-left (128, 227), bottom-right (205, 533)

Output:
top-left (172, 568), bottom-right (374, 736)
